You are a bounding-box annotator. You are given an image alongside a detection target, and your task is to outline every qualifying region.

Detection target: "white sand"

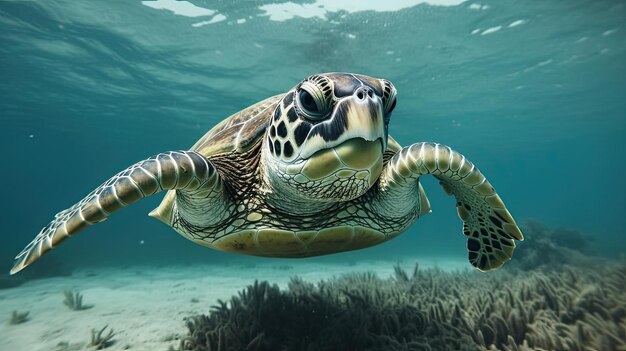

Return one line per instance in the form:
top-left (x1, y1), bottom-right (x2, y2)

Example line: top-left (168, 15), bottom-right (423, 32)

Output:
top-left (0, 257), bottom-right (466, 351)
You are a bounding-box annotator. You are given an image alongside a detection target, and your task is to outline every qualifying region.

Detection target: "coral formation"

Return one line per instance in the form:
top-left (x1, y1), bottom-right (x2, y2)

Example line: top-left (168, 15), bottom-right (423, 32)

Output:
top-left (8, 310), bottom-right (30, 325)
top-left (89, 326), bottom-right (116, 349)
top-left (63, 290), bottom-right (93, 311)
top-left (178, 262), bottom-right (626, 351)
top-left (509, 219), bottom-right (599, 271)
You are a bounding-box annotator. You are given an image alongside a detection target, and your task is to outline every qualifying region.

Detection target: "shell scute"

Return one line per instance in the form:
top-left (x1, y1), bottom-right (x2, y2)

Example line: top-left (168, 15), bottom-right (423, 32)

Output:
top-left (191, 94), bottom-right (284, 157)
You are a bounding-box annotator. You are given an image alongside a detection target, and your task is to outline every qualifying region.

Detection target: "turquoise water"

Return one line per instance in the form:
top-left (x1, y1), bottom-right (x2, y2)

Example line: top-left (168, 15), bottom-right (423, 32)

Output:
top-left (1, 1), bottom-right (626, 350)
top-left (1, 1), bottom-right (625, 273)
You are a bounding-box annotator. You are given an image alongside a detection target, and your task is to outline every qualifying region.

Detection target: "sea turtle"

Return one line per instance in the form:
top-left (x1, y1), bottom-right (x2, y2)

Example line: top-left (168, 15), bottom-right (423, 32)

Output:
top-left (11, 73), bottom-right (523, 274)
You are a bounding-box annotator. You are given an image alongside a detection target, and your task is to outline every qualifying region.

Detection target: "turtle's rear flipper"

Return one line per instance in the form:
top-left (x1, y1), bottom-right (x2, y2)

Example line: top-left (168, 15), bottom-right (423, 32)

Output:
top-left (379, 142), bottom-right (523, 271)
top-left (11, 151), bottom-right (220, 274)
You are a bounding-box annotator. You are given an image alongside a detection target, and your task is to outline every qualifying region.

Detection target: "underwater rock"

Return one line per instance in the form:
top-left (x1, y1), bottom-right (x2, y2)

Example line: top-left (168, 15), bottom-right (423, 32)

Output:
top-left (178, 261), bottom-right (626, 351)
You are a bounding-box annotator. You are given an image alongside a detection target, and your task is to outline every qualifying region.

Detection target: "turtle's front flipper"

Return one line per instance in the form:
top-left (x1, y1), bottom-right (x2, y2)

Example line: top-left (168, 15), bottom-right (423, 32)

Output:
top-left (377, 142), bottom-right (523, 271)
top-left (11, 151), bottom-right (221, 274)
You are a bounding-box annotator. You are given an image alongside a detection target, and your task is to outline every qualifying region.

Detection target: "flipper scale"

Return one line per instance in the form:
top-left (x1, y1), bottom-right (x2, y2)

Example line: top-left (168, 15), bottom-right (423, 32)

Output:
top-left (11, 151), bottom-right (219, 274)
top-left (379, 142), bottom-right (523, 271)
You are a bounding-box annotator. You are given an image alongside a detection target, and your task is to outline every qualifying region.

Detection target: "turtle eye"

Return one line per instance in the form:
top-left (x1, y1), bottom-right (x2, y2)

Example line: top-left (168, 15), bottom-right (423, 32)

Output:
top-left (296, 78), bottom-right (332, 120)
top-left (387, 97), bottom-right (397, 114)
top-left (381, 79), bottom-right (397, 114)
top-left (298, 89), bottom-right (319, 115)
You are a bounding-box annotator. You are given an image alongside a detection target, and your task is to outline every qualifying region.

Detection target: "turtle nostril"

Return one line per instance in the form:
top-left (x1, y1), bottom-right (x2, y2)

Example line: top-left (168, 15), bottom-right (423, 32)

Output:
top-left (355, 87), bottom-right (375, 101)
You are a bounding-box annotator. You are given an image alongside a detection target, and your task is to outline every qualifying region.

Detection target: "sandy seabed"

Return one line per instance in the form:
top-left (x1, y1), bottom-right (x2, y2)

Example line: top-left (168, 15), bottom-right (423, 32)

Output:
top-left (0, 257), bottom-right (465, 351)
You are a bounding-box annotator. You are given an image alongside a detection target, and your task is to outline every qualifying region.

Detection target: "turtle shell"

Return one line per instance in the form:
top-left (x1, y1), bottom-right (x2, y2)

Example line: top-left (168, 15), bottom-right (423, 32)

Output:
top-left (191, 94), bottom-right (284, 157)
top-left (149, 94), bottom-right (283, 223)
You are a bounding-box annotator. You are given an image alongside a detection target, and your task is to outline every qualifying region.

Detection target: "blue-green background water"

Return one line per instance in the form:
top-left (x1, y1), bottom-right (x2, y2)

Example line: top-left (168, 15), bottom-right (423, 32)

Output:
top-left (1, 0), bottom-right (625, 272)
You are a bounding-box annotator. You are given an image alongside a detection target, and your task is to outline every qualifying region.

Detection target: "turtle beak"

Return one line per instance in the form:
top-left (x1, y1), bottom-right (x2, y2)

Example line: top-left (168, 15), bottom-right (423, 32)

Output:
top-left (300, 95), bottom-right (387, 159)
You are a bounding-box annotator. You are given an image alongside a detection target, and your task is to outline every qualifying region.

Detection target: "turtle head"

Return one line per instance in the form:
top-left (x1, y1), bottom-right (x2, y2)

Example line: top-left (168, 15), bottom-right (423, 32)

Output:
top-left (264, 73), bottom-right (397, 203)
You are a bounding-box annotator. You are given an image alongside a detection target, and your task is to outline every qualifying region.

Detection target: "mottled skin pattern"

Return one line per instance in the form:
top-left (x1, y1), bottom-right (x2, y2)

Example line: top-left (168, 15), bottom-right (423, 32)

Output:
top-left (11, 73), bottom-right (523, 274)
